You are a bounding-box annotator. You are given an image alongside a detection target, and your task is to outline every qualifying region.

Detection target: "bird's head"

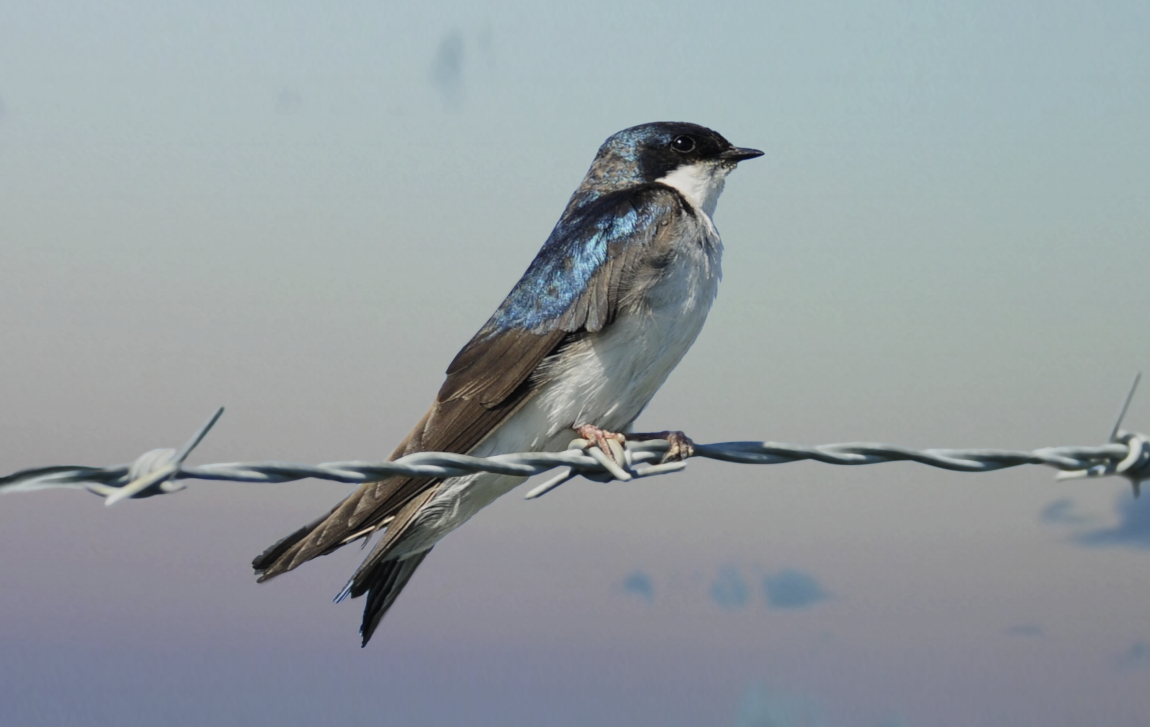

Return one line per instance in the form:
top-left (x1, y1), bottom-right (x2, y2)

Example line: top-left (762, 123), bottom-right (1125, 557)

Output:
top-left (580, 122), bottom-right (763, 216)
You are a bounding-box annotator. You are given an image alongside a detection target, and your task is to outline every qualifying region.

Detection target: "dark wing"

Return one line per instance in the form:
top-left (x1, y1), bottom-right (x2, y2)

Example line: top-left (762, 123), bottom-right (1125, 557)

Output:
top-left (252, 185), bottom-right (689, 642)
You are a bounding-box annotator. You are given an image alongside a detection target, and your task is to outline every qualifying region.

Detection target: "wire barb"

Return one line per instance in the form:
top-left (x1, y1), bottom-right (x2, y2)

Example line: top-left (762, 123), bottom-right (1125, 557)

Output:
top-left (1057, 375), bottom-right (1148, 498)
top-left (1111, 373), bottom-right (1142, 443)
top-left (102, 407), bottom-right (225, 506)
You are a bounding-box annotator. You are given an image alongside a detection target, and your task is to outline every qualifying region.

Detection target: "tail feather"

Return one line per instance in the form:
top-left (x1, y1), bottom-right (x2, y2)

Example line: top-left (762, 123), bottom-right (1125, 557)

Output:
top-left (250, 387), bottom-right (537, 643)
top-left (251, 509), bottom-right (336, 578)
top-left (348, 549), bottom-right (433, 647)
top-left (251, 476), bottom-right (422, 581)
top-left (253, 479), bottom-right (441, 645)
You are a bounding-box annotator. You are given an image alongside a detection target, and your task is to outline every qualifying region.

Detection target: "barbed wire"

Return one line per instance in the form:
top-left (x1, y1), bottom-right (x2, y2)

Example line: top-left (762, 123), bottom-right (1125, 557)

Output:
top-left (2, 386), bottom-right (1148, 504)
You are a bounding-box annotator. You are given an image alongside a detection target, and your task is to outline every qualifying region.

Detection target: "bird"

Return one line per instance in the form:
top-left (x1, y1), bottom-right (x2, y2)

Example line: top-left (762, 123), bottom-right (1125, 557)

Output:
top-left (252, 121), bottom-right (763, 646)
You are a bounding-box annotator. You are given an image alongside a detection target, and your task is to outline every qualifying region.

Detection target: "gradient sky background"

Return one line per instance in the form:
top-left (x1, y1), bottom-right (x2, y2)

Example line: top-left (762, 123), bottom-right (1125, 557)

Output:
top-left (2, 1), bottom-right (1150, 725)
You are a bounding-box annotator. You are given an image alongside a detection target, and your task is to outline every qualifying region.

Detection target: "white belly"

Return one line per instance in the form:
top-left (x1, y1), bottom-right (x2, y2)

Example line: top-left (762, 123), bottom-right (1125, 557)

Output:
top-left (400, 226), bottom-right (723, 554)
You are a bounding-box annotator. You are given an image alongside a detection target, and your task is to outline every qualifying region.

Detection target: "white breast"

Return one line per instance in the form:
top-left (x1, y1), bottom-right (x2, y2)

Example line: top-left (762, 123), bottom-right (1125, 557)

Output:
top-left (528, 232), bottom-right (721, 437)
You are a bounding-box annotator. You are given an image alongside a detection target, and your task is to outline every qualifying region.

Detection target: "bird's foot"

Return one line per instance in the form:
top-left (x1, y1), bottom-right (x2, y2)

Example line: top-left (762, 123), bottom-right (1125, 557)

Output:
top-left (628, 430), bottom-right (696, 463)
top-left (575, 424), bottom-right (627, 462)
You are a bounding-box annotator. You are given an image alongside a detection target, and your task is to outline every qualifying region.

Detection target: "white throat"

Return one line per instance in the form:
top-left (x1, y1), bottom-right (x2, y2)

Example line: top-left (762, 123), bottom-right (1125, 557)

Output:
top-left (657, 162), bottom-right (730, 219)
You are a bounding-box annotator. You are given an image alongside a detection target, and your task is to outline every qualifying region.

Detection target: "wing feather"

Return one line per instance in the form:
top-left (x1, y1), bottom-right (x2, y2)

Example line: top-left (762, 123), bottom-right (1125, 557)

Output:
top-left (253, 186), bottom-right (688, 598)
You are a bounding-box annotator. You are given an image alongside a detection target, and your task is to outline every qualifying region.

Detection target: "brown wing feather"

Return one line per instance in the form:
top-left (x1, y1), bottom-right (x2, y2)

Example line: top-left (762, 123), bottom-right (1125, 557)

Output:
top-left (439, 327), bottom-right (567, 406)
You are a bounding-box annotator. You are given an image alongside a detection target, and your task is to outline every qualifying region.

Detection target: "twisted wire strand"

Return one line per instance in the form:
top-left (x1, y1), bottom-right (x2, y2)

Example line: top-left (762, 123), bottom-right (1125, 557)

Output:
top-left (2, 407), bottom-right (1147, 504)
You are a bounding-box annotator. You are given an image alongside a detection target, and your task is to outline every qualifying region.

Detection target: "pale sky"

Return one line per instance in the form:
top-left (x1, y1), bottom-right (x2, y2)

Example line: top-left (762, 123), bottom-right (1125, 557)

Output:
top-left (2, 2), bottom-right (1149, 725)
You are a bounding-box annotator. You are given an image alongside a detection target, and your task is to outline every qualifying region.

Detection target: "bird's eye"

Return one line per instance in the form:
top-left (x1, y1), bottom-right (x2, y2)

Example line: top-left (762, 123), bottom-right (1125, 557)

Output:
top-left (670, 135), bottom-right (696, 153)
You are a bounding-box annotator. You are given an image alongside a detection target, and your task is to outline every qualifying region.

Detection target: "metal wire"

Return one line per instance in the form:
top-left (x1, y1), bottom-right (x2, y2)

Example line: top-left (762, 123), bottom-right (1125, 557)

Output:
top-left (2, 406), bottom-right (1147, 504)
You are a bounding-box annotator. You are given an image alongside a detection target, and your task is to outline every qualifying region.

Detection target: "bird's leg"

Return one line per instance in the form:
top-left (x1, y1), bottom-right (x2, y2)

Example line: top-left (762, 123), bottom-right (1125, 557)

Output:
top-left (575, 424), bottom-right (627, 461)
top-left (627, 430), bottom-right (696, 463)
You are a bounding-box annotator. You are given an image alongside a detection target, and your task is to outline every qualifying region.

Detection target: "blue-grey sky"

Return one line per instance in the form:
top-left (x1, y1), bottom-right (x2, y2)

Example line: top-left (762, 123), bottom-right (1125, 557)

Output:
top-left (2, 1), bottom-right (1149, 725)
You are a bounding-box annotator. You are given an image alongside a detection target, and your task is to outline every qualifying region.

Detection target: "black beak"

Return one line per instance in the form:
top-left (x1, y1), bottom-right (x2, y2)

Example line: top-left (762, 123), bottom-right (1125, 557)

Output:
top-left (719, 146), bottom-right (765, 162)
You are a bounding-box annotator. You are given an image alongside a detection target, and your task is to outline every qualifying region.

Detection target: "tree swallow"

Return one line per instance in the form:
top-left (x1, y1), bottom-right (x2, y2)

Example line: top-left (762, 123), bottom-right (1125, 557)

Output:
top-left (252, 122), bottom-right (763, 645)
